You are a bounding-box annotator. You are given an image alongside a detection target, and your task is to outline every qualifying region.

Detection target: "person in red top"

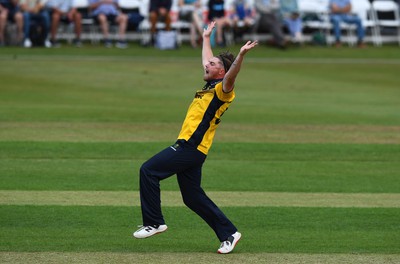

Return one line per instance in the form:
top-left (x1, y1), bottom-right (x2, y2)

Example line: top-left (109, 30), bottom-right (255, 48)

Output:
top-left (133, 21), bottom-right (257, 254)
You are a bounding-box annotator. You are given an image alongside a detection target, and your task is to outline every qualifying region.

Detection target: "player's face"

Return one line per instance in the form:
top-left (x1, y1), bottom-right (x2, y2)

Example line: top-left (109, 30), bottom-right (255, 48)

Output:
top-left (203, 57), bottom-right (225, 81)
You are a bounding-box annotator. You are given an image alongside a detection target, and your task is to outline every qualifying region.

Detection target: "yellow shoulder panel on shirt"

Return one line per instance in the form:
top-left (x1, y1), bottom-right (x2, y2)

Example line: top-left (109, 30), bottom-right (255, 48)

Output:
top-left (214, 82), bottom-right (235, 102)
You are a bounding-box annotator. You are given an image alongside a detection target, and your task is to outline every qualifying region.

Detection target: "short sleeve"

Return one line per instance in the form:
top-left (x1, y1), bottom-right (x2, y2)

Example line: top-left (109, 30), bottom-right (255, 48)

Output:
top-left (214, 82), bottom-right (235, 102)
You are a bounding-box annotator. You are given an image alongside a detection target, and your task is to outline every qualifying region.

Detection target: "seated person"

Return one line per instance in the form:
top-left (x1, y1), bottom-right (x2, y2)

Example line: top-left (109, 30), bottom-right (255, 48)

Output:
top-left (118, 0), bottom-right (144, 31)
top-left (329, 0), bottom-right (365, 47)
top-left (0, 0), bottom-right (23, 46)
top-left (178, 0), bottom-right (203, 48)
top-left (149, 0), bottom-right (172, 44)
top-left (254, 0), bottom-right (286, 49)
top-left (89, 0), bottom-right (128, 48)
top-left (46, 0), bottom-right (83, 47)
top-left (228, 0), bottom-right (255, 42)
top-left (20, 0), bottom-right (51, 48)
top-left (280, 0), bottom-right (302, 44)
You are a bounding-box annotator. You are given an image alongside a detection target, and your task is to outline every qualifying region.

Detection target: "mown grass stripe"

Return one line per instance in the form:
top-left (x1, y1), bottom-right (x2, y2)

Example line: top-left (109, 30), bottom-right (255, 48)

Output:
top-left (2, 54), bottom-right (400, 63)
top-left (3, 205), bottom-right (399, 253)
top-left (1, 191), bottom-right (399, 208)
top-left (1, 122), bottom-right (399, 143)
top-left (1, 252), bottom-right (399, 264)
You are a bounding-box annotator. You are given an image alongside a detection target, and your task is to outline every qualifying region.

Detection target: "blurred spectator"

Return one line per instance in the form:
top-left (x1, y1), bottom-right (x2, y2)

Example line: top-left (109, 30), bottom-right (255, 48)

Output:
top-left (178, 0), bottom-right (203, 48)
top-left (207, 0), bottom-right (230, 46)
top-left (228, 0), bottom-right (255, 42)
top-left (46, 0), bottom-right (83, 47)
top-left (118, 0), bottom-right (144, 31)
top-left (20, 0), bottom-right (51, 48)
top-left (89, 0), bottom-right (128, 48)
top-left (280, 0), bottom-right (302, 44)
top-left (149, 0), bottom-right (172, 44)
top-left (0, 0), bottom-right (23, 46)
top-left (254, 0), bottom-right (286, 49)
top-left (329, 0), bottom-right (365, 47)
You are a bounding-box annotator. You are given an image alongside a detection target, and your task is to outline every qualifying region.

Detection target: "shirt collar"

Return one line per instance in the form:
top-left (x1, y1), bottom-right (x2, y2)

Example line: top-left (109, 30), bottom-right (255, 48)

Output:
top-left (202, 78), bottom-right (223, 90)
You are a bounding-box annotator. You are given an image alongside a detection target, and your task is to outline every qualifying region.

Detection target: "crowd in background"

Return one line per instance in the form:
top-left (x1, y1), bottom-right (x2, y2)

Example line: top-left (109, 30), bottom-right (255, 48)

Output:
top-left (0, 0), bottom-right (399, 49)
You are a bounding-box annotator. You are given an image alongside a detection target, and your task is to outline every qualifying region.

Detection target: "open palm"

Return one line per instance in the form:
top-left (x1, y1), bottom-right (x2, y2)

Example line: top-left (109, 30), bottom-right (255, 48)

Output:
top-left (240, 41), bottom-right (258, 55)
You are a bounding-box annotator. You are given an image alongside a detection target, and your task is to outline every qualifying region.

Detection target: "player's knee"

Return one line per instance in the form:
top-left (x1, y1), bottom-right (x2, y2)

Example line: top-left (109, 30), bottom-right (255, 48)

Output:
top-left (139, 163), bottom-right (150, 178)
top-left (181, 193), bottom-right (199, 209)
top-left (182, 196), bottom-right (194, 208)
top-left (330, 16), bottom-right (340, 25)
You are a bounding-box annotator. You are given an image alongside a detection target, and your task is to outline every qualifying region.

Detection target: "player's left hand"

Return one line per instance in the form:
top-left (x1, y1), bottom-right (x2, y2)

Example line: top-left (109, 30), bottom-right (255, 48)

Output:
top-left (239, 40), bottom-right (258, 56)
top-left (203, 21), bottom-right (216, 39)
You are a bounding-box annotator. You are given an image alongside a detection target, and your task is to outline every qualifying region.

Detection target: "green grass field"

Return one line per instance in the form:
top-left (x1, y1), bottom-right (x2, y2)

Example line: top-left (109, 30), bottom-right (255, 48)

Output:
top-left (0, 44), bottom-right (399, 263)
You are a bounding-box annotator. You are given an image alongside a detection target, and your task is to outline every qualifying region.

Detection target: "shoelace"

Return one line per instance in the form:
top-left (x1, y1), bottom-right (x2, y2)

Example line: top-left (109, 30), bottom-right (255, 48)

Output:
top-left (136, 225), bottom-right (145, 231)
top-left (136, 225), bottom-right (157, 233)
top-left (219, 241), bottom-right (231, 249)
top-left (219, 234), bottom-right (236, 249)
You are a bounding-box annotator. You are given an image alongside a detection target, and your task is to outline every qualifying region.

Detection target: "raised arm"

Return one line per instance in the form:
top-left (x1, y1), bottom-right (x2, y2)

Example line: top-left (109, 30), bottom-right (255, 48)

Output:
top-left (202, 21), bottom-right (216, 68)
top-left (223, 40), bottom-right (258, 93)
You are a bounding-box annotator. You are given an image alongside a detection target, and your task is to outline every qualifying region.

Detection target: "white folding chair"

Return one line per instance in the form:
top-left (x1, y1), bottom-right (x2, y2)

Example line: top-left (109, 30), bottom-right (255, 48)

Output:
top-left (298, 0), bottom-right (333, 44)
top-left (351, 0), bottom-right (382, 46)
top-left (136, 0), bottom-right (153, 45)
top-left (337, 0), bottom-right (377, 46)
top-left (372, 0), bottom-right (400, 45)
top-left (170, 0), bottom-right (190, 46)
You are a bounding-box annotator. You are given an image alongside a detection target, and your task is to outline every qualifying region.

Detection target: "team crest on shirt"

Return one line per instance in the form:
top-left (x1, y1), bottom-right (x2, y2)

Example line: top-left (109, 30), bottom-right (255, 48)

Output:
top-left (194, 89), bottom-right (213, 99)
top-left (194, 91), bottom-right (204, 99)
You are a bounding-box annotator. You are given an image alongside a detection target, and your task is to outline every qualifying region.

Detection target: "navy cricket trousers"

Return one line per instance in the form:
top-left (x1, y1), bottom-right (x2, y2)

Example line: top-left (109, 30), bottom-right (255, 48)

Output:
top-left (139, 139), bottom-right (237, 242)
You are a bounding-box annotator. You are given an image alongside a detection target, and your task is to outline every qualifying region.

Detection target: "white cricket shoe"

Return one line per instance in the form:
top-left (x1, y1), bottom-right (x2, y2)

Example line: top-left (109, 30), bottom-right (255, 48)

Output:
top-left (133, 224), bottom-right (168, 239)
top-left (217, 232), bottom-right (241, 254)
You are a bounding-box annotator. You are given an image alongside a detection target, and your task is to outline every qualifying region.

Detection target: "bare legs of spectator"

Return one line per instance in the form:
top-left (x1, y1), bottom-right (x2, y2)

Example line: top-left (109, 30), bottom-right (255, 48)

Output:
top-left (190, 10), bottom-right (204, 48)
top-left (190, 23), bottom-right (198, 48)
top-left (50, 9), bottom-right (62, 46)
top-left (116, 13), bottom-right (128, 42)
top-left (98, 13), bottom-right (112, 41)
top-left (214, 16), bottom-right (230, 46)
top-left (50, 8), bottom-right (83, 47)
top-left (15, 11), bottom-right (23, 44)
top-left (0, 8), bottom-right (7, 45)
top-left (71, 9), bottom-right (82, 46)
top-left (150, 8), bottom-right (171, 34)
top-left (97, 13), bottom-right (128, 48)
